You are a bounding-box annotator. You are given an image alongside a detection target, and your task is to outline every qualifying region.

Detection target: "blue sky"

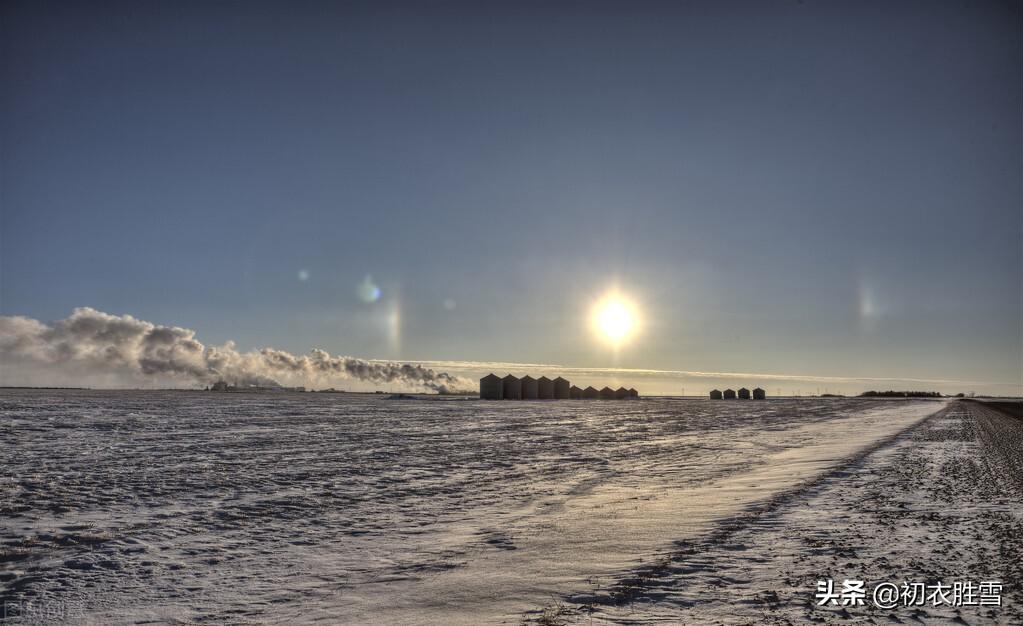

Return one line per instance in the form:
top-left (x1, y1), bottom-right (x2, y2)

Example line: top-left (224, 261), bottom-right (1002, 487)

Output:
top-left (2, 1), bottom-right (1020, 394)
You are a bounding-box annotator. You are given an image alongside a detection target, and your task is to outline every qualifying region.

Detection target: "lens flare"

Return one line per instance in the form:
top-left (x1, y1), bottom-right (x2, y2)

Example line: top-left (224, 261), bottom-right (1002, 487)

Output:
top-left (357, 275), bottom-right (382, 303)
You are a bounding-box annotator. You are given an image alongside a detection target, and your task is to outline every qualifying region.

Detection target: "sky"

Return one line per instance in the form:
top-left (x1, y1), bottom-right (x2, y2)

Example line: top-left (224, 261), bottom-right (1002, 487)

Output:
top-left (1, 1), bottom-right (1021, 395)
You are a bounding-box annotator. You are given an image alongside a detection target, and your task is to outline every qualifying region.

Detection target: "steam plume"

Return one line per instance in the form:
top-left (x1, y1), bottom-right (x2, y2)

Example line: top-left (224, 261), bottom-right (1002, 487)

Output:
top-left (0, 308), bottom-right (472, 393)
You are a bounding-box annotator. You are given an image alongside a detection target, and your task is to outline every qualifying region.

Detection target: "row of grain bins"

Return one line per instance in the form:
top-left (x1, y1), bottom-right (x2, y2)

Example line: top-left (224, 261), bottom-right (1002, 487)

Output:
top-left (710, 387), bottom-right (766, 400)
top-left (480, 374), bottom-right (638, 400)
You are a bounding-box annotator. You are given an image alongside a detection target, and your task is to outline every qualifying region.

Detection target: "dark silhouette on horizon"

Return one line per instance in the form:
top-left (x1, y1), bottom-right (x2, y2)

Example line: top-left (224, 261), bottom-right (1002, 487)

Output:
top-left (481, 374), bottom-right (639, 400)
top-left (710, 387), bottom-right (766, 400)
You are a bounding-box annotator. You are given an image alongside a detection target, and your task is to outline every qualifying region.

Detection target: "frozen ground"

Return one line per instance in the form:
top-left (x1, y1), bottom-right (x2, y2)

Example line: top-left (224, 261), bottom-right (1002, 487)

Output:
top-left (544, 400), bottom-right (1023, 625)
top-left (0, 391), bottom-right (948, 624)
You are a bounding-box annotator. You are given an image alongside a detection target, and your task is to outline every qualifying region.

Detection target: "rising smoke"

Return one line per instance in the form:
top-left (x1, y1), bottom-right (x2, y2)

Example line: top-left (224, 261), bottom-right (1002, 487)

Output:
top-left (0, 308), bottom-right (472, 393)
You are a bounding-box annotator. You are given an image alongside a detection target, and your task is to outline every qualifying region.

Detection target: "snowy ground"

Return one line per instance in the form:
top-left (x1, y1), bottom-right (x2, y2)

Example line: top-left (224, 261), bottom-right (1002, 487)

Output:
top-left (0, 391), bottom-right (969, 624)
top-left (541, 400), bottom-right (1023, 625)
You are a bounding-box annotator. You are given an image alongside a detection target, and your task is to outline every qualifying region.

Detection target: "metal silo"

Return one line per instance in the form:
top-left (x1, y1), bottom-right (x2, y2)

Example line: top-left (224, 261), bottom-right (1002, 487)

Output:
top-left (502, 374), bottom-right (522, 400)
top-left (553, 377), bottom-right (570, 399)
top-left (537, 376), bottom-right (554, 400)
top-left (479, 373), bottom-right (503, 400)
top-left (520, 375), bottom-right (538, 400)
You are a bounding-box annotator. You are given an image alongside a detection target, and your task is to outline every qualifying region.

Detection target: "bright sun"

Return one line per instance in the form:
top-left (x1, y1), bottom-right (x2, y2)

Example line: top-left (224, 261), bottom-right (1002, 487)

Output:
top-left (592, 295), bottom-right (639, 345)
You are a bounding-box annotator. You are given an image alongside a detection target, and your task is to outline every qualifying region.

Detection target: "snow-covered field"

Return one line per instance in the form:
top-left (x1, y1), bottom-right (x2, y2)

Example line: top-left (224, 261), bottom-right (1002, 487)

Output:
top-left (550, 400), bottom-right (1023, 625)
top-left (1, 391), bottom-right (946, 624)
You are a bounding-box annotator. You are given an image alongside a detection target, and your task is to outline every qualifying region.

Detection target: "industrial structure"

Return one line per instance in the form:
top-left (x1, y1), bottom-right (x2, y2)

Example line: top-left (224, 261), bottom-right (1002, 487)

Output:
top-left (520, 375), bottom-right (538, 400)
top-left (554, 377), bottom-right (570, 399)
top-left (209, 380), bottom-right (305, 393)
top-left (480, 373), bottom-right (502, 400)
top-left (479, 374), bottom-right (639, 400)
top-left (502, 374), bottom-right (522, 400)
top-left (537, 376), bottom-right (554, 399)
top-left (709, 386), bottom-right (767, 400)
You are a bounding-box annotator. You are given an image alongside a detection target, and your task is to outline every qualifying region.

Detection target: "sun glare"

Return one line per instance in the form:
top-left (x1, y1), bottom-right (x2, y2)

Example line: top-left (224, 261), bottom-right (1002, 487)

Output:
top-left (592, 295), bottom-right (639, 345)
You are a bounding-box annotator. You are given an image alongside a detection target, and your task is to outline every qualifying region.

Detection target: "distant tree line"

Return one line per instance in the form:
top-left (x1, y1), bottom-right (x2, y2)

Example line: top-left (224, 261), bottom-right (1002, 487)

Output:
top-left (859, 390), bottom-right (942, 398)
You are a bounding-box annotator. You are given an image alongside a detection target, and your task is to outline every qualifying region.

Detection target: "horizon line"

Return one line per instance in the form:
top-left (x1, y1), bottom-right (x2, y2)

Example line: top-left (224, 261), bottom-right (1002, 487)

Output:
top-left (378, 359), bottom-right (1017, 388)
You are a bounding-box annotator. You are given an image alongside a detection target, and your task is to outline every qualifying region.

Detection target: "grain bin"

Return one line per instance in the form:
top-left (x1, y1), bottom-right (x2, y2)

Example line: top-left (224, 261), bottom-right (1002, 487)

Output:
top-left (553, 377), bottom-right (571, 399)
top-left (502, 374), bottom-right (522, 400)
top-left (520, 375), bottom-right (538, 400)
top-left (479, 373), bottom-right (502, 400)
top-left (537, 376), bottom-right (554, 400)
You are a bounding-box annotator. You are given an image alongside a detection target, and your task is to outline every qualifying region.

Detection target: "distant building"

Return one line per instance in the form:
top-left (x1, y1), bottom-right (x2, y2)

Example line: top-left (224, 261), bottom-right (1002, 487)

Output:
top-left (211, 380), bottom-right (229, 392)
top-left (480, 374), bottom-right (502, 400)
top-left (752, 387), bottom-right (766, 400)
top-left (710, 389), bottom-right (722, 400)
top-left (738, 387), bottom-right (751, 400)
top-left (628, 388), bottom-right (638, 398)
top-left (502, 374), bottom-right (522, 400)
top-left (537, 376), bottom-right (554, 400)
top-left (481, 373), bottom-right (600, 400)
top-left (553, 377), bottom-right (571, 399)
top-left (723, 388), bottom-right (737, 399)
top-left (599, 386), bottom-right (615, 400)
top-left (614, 387), bottom-right (629, 399)
top-left (520, 375), bottom-right (538, 400)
